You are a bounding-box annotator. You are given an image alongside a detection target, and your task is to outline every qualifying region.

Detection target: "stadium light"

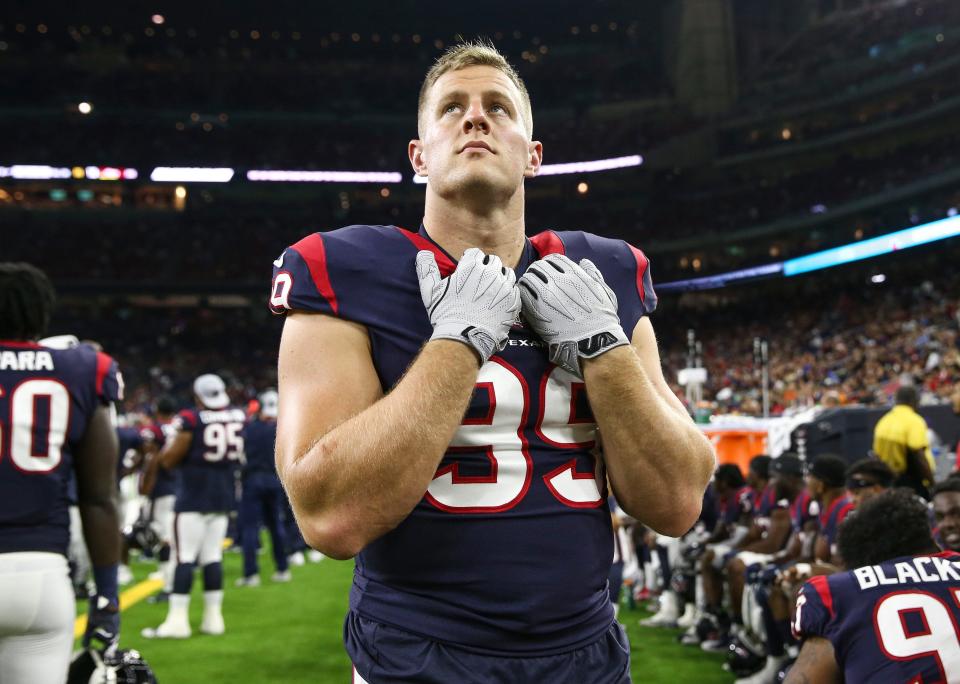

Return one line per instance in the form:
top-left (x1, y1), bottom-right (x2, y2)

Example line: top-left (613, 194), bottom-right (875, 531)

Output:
top-left (783, 214), bottom-right (960, 277)
top-left (658, 214), bottom-right (960, 292)
top-left (412, 154), bottom-right (643, 184)
top-left (150, 167), bottom-right (235, 183)
top-left (656, 263), bottom-right (785, 293)
top-left (246, 170), bottom-right (403, 183)
top-left (537, 154), bottom-right (643, 176)
top-left (0, 165), bottom-right (72, 180)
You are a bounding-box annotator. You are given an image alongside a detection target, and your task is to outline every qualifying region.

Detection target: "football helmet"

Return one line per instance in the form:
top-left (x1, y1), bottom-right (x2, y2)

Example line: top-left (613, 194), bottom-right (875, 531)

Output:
top-left (123, 518), bottom-right (162, 557)
top-left (68, 648), bottom-right (157, 684)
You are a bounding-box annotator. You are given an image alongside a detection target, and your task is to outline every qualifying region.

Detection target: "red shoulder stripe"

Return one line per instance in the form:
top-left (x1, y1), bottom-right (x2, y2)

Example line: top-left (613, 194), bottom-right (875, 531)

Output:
top-left (396, 227), bottom-right (456, 277)
top-left (837, 501), bottom-right (855, 525)
top-left (178, 409), bottom-right (198, 429)
top-left (628, 244), bottom-right (650, 305)
top-left (0, 340), bottom-right (42, 348)
top-left (530, 230), bottom-right (565, 258)
top-left (95, 351), bottom-right (113, 396)
top-left (809, 575), bottom-right (835, 619)
top-left (291, 233), bottom-right (339, 315)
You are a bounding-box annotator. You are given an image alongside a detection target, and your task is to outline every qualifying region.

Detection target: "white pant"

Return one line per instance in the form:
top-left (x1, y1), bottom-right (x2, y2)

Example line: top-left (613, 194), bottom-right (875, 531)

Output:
top-left (119, 474), bottom-right (144, 531)
top-left (68, 506), bottom-right (90, 586)
top-left (149, 495), bottom-right (176, 544)
top-left (0, 553), bottom-right (75, 684)
top-left (174, 512), bottom-right (228, 565)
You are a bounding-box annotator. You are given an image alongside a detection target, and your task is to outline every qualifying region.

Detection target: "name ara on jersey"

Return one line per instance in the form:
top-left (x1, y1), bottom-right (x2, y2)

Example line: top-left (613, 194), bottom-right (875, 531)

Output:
top-left (853, 556), bottom-right (960, 590)
top-left (0, 350), bottom-right (54, 371)
top-left (196, 409), bottom-right (247, 423)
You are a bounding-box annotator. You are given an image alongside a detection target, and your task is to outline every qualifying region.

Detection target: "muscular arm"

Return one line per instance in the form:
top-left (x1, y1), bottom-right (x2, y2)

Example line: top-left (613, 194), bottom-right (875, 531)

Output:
top-left (139, 442), bottom-right (159, 496)
top-left (784, 637), bottom-right (841, 684)
top-left (741, 509), bottom-right (792, 554)
top-left (276, 312), bottom-right (480, 559)
top-left (735, 520), bottom-right (765, 548)
top-left (159, 431), bottom-right (192, 470)
top-left (75, 406), bottom-right (121, 568)
top-left (772, 530), bottom-right (803, 564)
top-left (581, 318), bottom-right (716, 535)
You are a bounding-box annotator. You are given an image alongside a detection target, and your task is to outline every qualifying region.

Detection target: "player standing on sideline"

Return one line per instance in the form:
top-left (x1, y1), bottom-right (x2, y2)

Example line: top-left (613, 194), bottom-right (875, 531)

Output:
top-left (0, 263), bottom-right (123, 682)
top-left (788, 488), bottom-right (960, 683)
top-left (140, 395), bottom-right (180, 599)
top-left (236, 390), bottom-right (290, 586)
top-left (272, 40), bottom-right (715, 683)
top-left (142, 374), bottom-right (245, 639)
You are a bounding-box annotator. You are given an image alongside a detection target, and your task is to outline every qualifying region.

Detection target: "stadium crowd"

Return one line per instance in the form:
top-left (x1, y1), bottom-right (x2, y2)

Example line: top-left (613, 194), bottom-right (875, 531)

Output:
top-left (663, 257), bottom-right (960, 413)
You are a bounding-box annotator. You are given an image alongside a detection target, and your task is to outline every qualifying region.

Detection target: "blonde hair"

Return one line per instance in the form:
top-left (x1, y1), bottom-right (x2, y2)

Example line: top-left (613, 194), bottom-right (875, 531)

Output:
top-left (417, 39), bottom-right (533, 140)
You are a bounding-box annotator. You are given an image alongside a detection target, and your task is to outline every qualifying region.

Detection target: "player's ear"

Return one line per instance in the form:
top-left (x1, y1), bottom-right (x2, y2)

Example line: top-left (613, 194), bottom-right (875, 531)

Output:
top-left (524, 140), bottom-right (543, 178)
top-left (409, 139), bottom-right (428, 177)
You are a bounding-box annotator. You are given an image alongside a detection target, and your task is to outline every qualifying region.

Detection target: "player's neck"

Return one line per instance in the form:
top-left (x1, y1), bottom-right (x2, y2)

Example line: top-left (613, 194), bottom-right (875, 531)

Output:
top-left (422, 192), bottom-right (527, 269)
top-left (821, 488), bottom-right (846, 508)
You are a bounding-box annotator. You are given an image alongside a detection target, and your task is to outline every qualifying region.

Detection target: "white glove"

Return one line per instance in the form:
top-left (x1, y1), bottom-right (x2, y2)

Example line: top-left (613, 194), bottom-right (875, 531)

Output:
top-left (416, 248), bottom-right (521, 363)
top-left (518, 254), bottom-right (629, 378)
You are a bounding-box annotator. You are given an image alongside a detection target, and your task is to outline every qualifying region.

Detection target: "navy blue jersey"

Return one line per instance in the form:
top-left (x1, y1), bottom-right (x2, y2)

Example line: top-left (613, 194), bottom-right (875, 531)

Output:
top-left (172, 407), bottom-right (245, 513)
top-left (241, 417), bottom-right (278, 480)
top-left (756, 483), bottom-right (777, 517)
top-left (270, 224), bottom-right (657, 654)
top-left (720, 485), bottom-right (756, 528)
top-left (0, 340), bottom-right (122, 555)
top-left (818, 495), bottom-right (854, 551)
top-left (752, 486), bottom-right (793, 541)
top-left (792, 490), bottom-right (819, 533)
top-left (699, 482), bottom-right (720, 531)
top-left (796, 551), bottom-right (960, 681)
top-left (143, 421), bottom-right (178, 499)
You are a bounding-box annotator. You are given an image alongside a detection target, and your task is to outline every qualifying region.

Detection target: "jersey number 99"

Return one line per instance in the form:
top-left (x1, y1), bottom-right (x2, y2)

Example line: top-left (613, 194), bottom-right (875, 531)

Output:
top-left (426, 359), bottom-right (603, 513)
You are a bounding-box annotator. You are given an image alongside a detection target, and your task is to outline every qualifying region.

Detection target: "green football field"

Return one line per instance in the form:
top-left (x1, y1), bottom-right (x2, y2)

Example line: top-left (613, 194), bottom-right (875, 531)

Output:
top-left (78, 548), bottom-right (732, 683)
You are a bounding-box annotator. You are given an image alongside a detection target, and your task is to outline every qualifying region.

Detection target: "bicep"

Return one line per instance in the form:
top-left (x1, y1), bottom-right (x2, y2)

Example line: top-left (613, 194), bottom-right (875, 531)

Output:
top-left (631, 317), bottom-right (690, 419)
top-left (74, 406), bottom-right (119, 505)
top-left (771, 510), bottom-right (794, 541)
top-left (275, 312), bottom-right (383, 475)
top-left (784, 637), bottom-right (840, 684)
top-left (160, 432), bottom-right (193, 469)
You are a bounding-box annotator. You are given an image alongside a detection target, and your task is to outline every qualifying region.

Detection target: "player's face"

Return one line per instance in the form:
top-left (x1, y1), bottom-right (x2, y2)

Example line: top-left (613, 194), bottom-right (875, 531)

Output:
top-left (804, 474), bottom-right (824, 499)
top-left (933, 491), bottom-right (960, 551)
top-left (413, 66), bottom-right (542, 199)
top-left (774, 473), bottom-right (800, 500)
top-left (848, 482), bottom-right (884, 508)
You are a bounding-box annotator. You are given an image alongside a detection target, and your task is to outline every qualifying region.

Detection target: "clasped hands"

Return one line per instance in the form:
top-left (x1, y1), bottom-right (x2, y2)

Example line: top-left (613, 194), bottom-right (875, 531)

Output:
top-left (416, 248), bottom-right (629, 377)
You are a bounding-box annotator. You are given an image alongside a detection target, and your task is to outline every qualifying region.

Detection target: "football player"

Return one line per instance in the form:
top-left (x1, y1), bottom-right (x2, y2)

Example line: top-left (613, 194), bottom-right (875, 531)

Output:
top-left (932, 478), bottom-right (960, 552)
top-left (272, 40), bottom-right (715, 682)
top-left (788, 488), bottom-right (960, 682)
top-left (0, 263), bottom-right (123, 681)
top-left (843, 457), bottom-right (894, 509)
top-left (700, 454), bottom-right (805, 647)
top-left (142, 374), bottom-right (244, 639)
top-left (236, 389), bottom-right (290, 586)
top-left (139, 395), bottom-right (180, 597)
